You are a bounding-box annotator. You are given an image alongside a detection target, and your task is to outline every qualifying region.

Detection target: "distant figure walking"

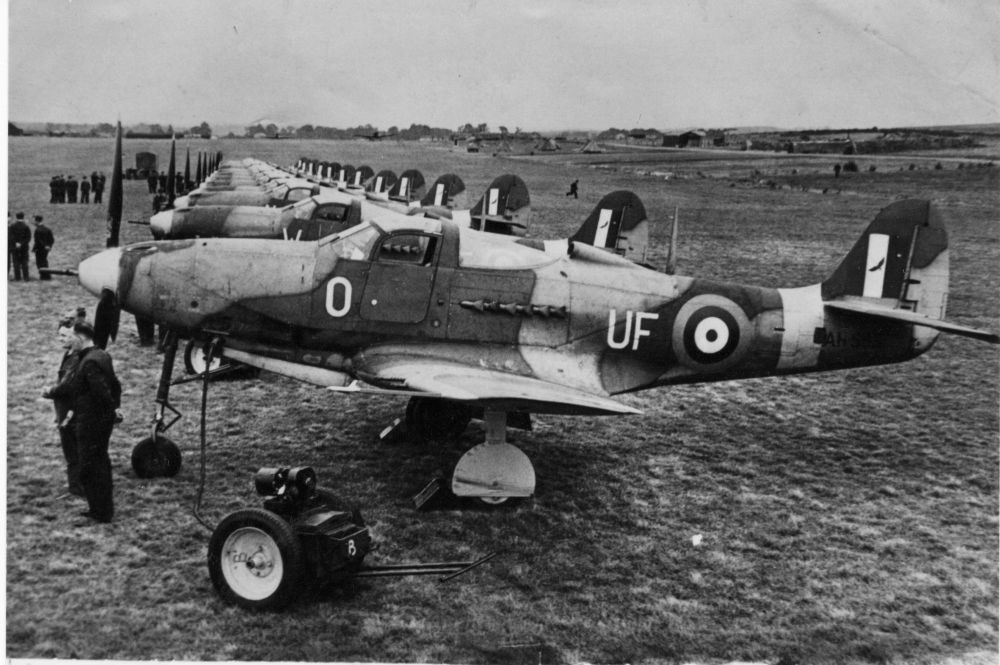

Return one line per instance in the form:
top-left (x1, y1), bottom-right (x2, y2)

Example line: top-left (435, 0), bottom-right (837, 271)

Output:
top-left (32, 215), bottom-right (54, 280)
top-left (80, 176), bottom-right (91, 203)
top-left (9, 212), bottom-right (32, 281)
top-left (566, 179), bottom-right (579, 198)
top-left (834, 163), bottom-right (842, 179)
top-left (147, 172), bottom-right (158, 194)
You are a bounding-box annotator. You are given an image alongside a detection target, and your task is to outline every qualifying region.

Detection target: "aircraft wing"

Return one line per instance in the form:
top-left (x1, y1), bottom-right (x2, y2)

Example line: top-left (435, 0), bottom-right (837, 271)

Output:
top-left (825, 300), bottom-right (999, 344)
top-left (353, 354), bottom-right (642, 416)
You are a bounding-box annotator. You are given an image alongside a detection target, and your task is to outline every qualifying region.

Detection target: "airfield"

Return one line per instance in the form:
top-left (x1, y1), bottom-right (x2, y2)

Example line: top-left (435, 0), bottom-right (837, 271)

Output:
top-left (6, 135), bottom-right (999, 663)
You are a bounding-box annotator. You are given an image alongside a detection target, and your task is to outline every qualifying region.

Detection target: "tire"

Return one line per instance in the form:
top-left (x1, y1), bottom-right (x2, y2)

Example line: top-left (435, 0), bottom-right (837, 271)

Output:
top-left (183, 338), bottom-right (225, 375)
top-left (207, 508), bottom-right (304, 611)
top-left (131, 436), bottom-right (182, 478)
top-left (405, 397), bottom-right (473, 442)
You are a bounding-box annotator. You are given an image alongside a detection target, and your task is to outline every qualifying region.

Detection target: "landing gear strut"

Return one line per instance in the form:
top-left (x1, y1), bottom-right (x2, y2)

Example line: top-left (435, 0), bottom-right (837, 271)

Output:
top-left (451, 409), bottom-right (535, 505)
top-left (131, 331), bottom-right (183, 478)
top-left (402, 398), bottom-right (536, 505)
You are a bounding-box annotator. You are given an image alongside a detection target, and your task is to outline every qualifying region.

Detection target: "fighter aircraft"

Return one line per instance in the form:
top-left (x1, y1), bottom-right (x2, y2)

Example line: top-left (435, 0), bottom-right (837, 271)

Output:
top-left (145, 171), bottom-right (529, 244)
top-left (174, 160), bottom-right (319, 208)
top-left (74, 197), bottom-right (998, 503)
top-left (355, 130), bottom-right (396, 141)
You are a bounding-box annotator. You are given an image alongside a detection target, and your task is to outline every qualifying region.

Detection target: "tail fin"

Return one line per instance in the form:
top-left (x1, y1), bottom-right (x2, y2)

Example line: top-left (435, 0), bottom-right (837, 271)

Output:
top-left (389, 169), bottom-right (425, 203)
top-left (466, 174), bottom-right (531, 236)
top-left (822, 199), bottom-right (998, 345)
top-left (822, 199), bottom-right (948, 318)
top-left (335, 164), bottom-right (354, 188)
top-left (367, 170), bottom-right (398, 196)
top-left (570, 191), bottom-right (649, 264)
top-left (351, 165), bottom-right (375, 190)
top-left (419, 174), bottom-right (466, 209)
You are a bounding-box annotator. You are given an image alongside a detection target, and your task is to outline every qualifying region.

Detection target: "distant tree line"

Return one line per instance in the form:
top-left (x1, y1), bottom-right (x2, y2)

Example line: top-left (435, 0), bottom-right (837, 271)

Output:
top-left (243, 122), bottom-right (454, 140)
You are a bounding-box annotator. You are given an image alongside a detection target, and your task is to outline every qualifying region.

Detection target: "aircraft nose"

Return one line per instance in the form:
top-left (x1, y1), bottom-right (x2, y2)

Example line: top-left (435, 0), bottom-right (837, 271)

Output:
top-left (78, 248), bottom-right (121, 297)
top-left (149, 210), bottom-right (174, 239)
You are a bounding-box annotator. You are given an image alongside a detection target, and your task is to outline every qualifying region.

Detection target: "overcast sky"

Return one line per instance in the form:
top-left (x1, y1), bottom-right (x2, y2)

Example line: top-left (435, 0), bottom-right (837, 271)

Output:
top-left (7, 0), bottom-right (999, 132)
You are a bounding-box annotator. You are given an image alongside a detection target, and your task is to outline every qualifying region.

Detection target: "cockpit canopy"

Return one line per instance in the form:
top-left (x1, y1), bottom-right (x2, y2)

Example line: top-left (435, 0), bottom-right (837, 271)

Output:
top-left (321, 217), bottom-right (555, 270)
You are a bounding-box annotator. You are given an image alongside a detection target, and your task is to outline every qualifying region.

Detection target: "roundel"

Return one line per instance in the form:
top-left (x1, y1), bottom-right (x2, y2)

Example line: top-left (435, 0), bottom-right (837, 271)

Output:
top-left (671, 294), bottom-right (753, 373)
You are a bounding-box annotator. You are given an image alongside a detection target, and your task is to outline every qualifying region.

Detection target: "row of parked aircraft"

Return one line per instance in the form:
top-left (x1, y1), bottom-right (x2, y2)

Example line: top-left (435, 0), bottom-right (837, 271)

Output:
top-left (72, 154), bottom-right (997, 509)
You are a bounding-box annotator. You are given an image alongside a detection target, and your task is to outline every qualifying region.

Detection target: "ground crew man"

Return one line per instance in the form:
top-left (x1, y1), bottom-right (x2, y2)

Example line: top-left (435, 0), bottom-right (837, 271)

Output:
top-left (9, 212), bottom-right (32, 280)
top-left (49, 311), bottom-right (89, 497)
top-left (80, 176), bottom-right (91, 203)
top-left (66, 176), bottom-right (79, 203)
top-left (32, 215), bottom-right (54, 280)
top-left (93, 173), bottom-right (105, 203)
top-left (49, 176), bottom-right (59, 203)
top-left (566, 179), bottom-right (579, 198)
top-left (43, 321), bottom-right (122, 524)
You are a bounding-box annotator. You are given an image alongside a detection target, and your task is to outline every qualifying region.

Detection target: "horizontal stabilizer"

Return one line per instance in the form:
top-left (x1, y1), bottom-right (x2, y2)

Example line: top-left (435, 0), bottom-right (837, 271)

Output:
top-left (825, 300), bottom-right (999, 344)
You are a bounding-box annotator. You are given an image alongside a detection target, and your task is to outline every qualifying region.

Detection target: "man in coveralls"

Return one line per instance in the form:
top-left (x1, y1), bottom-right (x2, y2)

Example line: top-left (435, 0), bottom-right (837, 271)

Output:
top-left (43, 321), bottom-right (122, 524)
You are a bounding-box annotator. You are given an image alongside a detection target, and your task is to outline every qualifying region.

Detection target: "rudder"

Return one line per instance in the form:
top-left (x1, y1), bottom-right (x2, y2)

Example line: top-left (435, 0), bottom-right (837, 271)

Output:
top-left (822, 199), bottom-right (949, 320)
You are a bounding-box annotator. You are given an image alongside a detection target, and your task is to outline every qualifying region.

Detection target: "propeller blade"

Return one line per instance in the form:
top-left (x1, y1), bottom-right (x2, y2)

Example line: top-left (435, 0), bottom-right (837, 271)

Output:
top-left (106, 121), bottom-right (124, 247)
top-left (93, 289), bottom-right (120, 349)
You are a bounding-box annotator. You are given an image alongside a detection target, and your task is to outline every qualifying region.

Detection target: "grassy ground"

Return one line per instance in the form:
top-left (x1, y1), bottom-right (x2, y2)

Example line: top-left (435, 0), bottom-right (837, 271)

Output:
top-left (5, 137), bottom-right (999, 663)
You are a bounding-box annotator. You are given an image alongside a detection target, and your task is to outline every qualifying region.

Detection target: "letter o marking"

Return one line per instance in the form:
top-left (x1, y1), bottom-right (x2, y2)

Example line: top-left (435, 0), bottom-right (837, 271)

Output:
top-left (325, 277), bottom-right (352, 317)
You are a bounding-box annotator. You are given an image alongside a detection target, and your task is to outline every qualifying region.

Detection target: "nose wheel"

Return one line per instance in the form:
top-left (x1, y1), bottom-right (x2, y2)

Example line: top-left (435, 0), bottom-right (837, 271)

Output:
top-left (131, 331), bottom-right (186, 478)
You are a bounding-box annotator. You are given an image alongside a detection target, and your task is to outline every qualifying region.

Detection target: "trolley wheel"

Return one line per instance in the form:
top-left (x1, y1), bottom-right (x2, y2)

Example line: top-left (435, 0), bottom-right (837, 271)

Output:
top-left (208, 508), bottom-right (304, 611)
top-left (183, 338), bottom-right (226, 375)
top-left (131, 436), bottom-right (182, 478)
top-left (405, 397), bottom-right (473, 442)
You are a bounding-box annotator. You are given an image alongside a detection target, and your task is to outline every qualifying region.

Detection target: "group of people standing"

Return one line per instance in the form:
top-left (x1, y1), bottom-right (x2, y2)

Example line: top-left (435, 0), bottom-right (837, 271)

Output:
top-left (8, 212), bottom-right (54, 281)
top-left (50, 172), bottom-right (105, 204)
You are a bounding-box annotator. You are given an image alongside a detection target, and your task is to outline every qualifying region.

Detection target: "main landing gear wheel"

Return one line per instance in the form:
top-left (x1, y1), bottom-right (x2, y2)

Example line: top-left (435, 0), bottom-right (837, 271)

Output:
top-left (207, 508), bottom-right (304, 611)
top-left (183, 338), bottom-right (226, 375)
top-left (131, 436), bottom-right (182, 478)
top-left (405, 397), bottom-right (473, 442)
top-left (451, 442), bottom-right (535, 505)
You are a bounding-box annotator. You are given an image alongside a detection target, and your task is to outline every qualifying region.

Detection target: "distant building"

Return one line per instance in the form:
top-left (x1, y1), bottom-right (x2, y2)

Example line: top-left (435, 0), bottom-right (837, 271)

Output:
top-left (9, 122), bottom-right (24, 136)
top-left (679, 130), bottom-right (707, 147)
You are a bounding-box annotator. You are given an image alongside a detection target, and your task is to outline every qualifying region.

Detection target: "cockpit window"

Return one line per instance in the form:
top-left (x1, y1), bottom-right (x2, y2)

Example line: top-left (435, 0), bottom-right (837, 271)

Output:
top-left (323, 223), bottom-right (381, 260)
top-left (376, 233), bottom-right (436, 265)
top-left (286, 187), bottom-right (312, 202)
top-left (291, 198), bottom-right (317, 221)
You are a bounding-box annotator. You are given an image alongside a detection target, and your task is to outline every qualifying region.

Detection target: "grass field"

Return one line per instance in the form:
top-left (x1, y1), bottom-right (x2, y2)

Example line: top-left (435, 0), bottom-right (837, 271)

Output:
top-left (6, 136), bottom-right (999, 663)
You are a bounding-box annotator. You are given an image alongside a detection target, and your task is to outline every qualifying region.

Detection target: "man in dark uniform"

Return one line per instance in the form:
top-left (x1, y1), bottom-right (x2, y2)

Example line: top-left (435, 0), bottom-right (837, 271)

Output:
top-left (32, 215), bottom-right (55, 280)
top-left (9, 212), bottom-right (32, 281)
top-left (48, 311), bottom-right (89, 497)
top-left (66, 176), bottom-right (79, 203)
top-left (43, 321), bottom-right (122, 524)
top-left (566, 179), bottom-right (579, 198)
top-left (49, 176), bottom-right (59, 203)
top-left (147, 171), bottom-right (158, 194)
top-left (80, 175), bottom-right (91, 203)
top-left (55, 175), bottom-right (66, 203)
top-left (93, 173), bottom-right (105, 203)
